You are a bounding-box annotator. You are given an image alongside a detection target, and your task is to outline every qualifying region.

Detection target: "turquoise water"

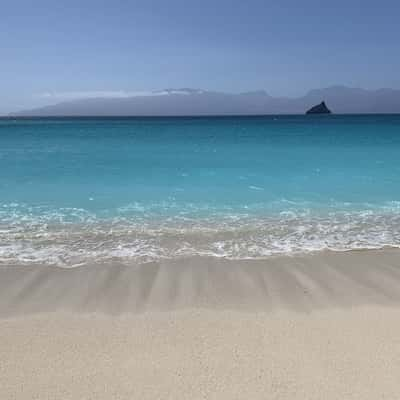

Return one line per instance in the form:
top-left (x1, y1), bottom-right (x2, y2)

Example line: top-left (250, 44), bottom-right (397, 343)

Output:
top-left (1, 115), bottom-right (400, 265)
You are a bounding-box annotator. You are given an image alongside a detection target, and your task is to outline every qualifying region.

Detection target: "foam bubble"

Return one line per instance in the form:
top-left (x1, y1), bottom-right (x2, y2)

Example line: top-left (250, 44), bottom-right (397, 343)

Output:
top-left (1, 202), bottom-right (400, 266)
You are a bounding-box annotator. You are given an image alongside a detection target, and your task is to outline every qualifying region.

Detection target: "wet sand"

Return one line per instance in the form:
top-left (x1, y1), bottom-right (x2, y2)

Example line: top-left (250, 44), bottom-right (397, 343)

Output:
top-left (1, 249), bottom-right (400, 399)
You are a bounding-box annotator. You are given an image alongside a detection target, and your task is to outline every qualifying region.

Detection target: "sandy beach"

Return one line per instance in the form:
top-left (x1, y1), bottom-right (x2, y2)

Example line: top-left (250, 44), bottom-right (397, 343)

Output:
top-left (3, 1), bottom-right (400, 398)
top-left (2, 249), bottom-right (400, 399)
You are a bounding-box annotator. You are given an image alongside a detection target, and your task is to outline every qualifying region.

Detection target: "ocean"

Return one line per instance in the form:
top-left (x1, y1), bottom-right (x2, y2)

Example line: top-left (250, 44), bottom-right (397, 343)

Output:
top-left (1, 115), bottom-right (400, 266)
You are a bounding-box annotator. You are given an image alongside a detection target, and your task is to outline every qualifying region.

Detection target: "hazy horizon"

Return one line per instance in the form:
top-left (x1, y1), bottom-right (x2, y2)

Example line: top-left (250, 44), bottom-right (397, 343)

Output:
top-left (2, 0), bottom-right (400, 114)
top-left (6, 85), bottom-right (400, 116)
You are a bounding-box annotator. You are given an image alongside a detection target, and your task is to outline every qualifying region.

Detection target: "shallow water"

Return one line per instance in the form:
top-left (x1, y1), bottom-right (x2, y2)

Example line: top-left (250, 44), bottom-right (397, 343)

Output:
top-left (1, 115), bottom-right (400, 266)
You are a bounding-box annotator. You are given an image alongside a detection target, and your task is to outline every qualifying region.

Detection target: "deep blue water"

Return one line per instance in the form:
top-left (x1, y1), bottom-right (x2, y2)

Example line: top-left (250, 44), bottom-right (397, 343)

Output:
top-left (1, 115), bottom-right (400, 265)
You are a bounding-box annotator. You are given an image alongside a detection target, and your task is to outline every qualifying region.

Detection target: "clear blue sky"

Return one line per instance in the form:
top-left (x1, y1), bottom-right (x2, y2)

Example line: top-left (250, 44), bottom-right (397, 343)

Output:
top-left (1, 0), bottom-right (400, 114)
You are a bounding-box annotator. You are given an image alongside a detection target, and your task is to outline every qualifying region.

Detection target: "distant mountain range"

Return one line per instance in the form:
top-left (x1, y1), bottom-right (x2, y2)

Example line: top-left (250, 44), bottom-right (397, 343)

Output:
top-left (11, 86), bottom-right (400, 116)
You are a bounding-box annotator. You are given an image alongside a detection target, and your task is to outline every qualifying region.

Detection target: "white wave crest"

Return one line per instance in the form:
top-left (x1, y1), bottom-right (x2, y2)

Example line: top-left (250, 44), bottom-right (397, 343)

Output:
top-left (1, 203), bottom-right (400, 266)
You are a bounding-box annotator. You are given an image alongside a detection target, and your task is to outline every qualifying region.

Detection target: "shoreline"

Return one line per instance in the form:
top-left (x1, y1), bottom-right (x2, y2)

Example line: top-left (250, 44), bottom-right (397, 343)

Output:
top-left (1, 249), bottom-right (400, 316)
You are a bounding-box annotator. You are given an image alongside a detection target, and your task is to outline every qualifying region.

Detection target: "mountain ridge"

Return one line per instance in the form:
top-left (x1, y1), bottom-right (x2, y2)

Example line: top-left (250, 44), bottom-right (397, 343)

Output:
top-left (11, 86), bottom-right (400, 116)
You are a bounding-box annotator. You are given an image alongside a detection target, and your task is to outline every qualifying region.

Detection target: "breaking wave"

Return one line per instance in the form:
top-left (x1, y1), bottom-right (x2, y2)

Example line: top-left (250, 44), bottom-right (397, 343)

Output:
top-left (1, 202), bottom-right (400, 267)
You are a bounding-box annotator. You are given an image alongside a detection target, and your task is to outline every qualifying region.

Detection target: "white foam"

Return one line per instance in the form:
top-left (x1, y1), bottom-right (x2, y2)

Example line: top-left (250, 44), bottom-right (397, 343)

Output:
top-left (249, 186), bottom-right (264, 191)
top-left (1, 202), bottom-right (400, 267)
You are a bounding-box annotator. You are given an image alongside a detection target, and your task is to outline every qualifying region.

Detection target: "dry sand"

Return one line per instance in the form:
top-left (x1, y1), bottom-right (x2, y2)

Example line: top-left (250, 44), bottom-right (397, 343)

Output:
top-left (1, 249), bottom-right (400, 399)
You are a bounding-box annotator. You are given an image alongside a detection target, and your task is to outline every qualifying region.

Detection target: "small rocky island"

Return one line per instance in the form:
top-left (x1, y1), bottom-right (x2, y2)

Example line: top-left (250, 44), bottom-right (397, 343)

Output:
top-left (306, 101), bottom-right (332, 114)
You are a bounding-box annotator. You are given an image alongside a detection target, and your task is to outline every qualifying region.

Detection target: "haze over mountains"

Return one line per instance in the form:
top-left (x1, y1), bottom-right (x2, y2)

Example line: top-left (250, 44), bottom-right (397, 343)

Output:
top-left (11, 86), bottom-right (400, 116)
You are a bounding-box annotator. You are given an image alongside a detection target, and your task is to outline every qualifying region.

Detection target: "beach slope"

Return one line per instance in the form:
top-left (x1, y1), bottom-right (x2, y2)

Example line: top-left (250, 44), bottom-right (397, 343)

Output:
top-left (1, 250), bottom-right (400, 399)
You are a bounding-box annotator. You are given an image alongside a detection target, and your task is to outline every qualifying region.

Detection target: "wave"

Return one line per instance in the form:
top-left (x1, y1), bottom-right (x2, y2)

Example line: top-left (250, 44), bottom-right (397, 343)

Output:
top-left (1, 202), bottom-right (400, 266)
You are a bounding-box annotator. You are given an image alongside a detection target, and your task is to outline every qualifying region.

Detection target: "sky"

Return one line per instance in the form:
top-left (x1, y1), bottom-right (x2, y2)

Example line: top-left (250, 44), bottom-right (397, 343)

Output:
top-left (1, 0), bottom-right (400, 114)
